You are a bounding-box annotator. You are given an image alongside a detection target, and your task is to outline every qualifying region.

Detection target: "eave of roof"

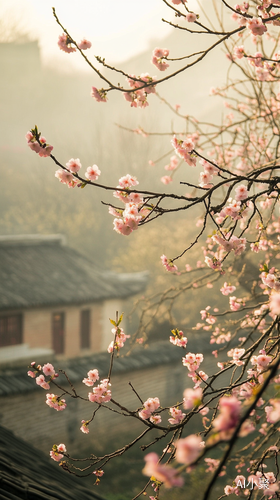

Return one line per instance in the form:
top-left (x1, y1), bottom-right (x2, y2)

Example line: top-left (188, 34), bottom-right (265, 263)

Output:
top-left (0, 235), bottom-right (148, 310)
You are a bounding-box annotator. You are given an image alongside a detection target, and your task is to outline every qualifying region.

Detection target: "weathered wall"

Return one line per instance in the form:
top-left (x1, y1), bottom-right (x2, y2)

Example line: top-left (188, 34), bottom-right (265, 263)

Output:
top-left (0, 361), bottom-right (188, 457)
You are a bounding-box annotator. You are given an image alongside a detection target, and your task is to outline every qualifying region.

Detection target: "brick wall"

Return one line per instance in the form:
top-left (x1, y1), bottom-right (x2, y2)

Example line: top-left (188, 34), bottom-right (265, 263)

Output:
top-left (0, 361), bottom-right (190, 456)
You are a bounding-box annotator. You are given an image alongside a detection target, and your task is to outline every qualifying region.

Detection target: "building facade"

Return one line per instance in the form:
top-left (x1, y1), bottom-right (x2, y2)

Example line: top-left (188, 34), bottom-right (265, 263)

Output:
top-left (0, 234), bottom-right (148, 364)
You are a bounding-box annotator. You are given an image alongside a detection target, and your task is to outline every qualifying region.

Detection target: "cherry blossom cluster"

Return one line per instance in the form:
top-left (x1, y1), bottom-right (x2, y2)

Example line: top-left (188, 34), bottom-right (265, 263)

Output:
top-left (160, 254), bottom-right (178, 273)
top-left (88, 378), bottom-right (112, 404)
top-left (139, 397), bottom-right (161, 423)
top-left (82, 368), bottom-right (99, 386)
top-left (171, 134), bottom-right (197, 167)
top-left (27, 362), bottom-right (58, 390)
top-left (46, 393), bottom-right (67, 411)
top-left (110, 174), bottom-right (149, 236)
top-left (123, 73), bottom-right (157, 108)
top-left (169, 328), bottom-right (188, 347)
top-left (55, 159), bottom-right (100, 189)
top-left (50, 443), bottom-right (67, 462)
top-left (198, 158), bottom-right (219, 188)
top-left (168, 406), bottom-right (186, 425)
top-left (151, 47), bottom-right (169, 71)
top-left (25, 130), bottom-right (53, 157)
top-left (107, 326), bottom-right (130, 353)
top-left (57, 33), bottom-right (91, 53)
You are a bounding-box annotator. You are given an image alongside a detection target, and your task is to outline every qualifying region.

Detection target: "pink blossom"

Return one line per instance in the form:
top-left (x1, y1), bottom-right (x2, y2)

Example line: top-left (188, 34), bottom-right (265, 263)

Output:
top-left (170, 329), bottom-right (188, 348)
top-left (65, 158), bottom-right (82, 173)
top-left (78, 38), bottom-right (92, 50)
top-left (57, 34), bottom-right (76, 53)
top-left (55, 169), bottom-right (74, 185)
top-left (161, 175), bottom-right (172, 185)
top-left (182, 352), bottom-right (204, 371)
top-left (118, 174), bottom-right (139, 189)
top-left (234, 45), bottom-right (245, 59)
top-left (150, 415), bottom-right (162, 424)
top-left (42, 363), bottom-right (55, 377)
top-left (85, 165), bottom-right (101, 181)
top-left (27, 370), bottom-right (36, 378)
top-left (247, 18), bottom-right (267, 36)
top-left (212, 396), bottom-right (241, 440)
top-left (91, 87), bottom-right (107, 103)
top-left (46, 394), bottom-right (67, 411)
top-left (36, 375), bottom-right (50, 390)
top-left (80, 420), bottom-right (90, 433)
top-left (151, 47), bottom-right (170, 71)
top-left (220, 282), bottom-right (237, 296)
top-left (235, 184), bottom-right (248, 200)
top-left (175, 434), bottom-right (203, 465)
top-left (50, 443), bottom-right (66, 462)
top-left (88, 379), bottom-right (112, 404)
top-left (185, 13), bottom-right (197, 22)
top-left (168, 407), bottom-right (186, 425)
top-left (143, 452), bottom-right (184, 488)
top-left (269, 292), bottom-right (280, 315)
top-left (183, 387), bottom-right (203, 409)
top-left (161, 254), bottom-right (178, 272)
top-left (266, 399), bottom-right (280, 423)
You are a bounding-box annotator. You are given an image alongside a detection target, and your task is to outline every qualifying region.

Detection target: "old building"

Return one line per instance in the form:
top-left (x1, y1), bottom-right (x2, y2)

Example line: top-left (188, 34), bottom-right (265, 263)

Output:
top-left (0, 234), bottom-right (148, 364)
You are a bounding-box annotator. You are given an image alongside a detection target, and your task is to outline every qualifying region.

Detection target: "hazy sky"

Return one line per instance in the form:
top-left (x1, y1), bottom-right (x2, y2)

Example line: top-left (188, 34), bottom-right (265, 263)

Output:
top-left (0, 0), bottom-right (199, 71)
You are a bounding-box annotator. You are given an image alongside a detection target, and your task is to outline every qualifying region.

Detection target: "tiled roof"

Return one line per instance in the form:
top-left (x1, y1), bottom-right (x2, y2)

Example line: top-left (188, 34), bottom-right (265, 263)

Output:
top-left (0, 341), bottom-right (183, 397)
top-left (0, 235), bottom-right (148, 310)
top-left (0, 424), bottom-right (106, 500)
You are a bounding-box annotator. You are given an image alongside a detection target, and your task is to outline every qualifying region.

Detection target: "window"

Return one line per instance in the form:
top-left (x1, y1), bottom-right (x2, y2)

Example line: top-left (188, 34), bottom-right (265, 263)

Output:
top-left (52, 312), bottom-right (65, 354)
top-left (0, 314), bottom-right (23, 347)
top-left (80, 309), bottom-right (91, 349)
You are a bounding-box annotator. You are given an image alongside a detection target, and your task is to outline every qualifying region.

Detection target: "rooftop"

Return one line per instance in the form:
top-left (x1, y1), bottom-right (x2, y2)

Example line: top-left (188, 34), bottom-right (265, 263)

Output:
top-left (0, 424), bottom-right (106, 500)
top-left (0, 235), bottom-right (148, 311)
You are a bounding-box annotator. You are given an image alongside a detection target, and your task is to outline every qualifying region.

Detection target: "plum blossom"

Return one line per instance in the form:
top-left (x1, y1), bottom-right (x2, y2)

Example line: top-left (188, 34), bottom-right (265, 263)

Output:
top-left (80, 420), bottom-right (89, 433)
top-left (247, 18), bottom-right (267, 36)
top-left (269, 292), bottom-right (280, 315)
top-left (57, 34), bottom-right (76, 53)
top-left (36, 374), bottom-right (50, 390)
top-left (183, 387), bottom-right (203, 409)
top-left (151, 47), bottom-right (170, 71)
top-left (26, 130), bottom-right (53, 157)
top-left (170, 328), bottom-right (188, 348)
top-left (65, 158), bottom-right (82, 173)
top-left (82, 369), bottom-right (99, 386)
top-left (235, 184), bottom-right (248, 200)
top-left (212, 396), bottom-right (241, 440)
top-left (139, 397), bottom-right (160, 420)
top-left (168, 407), bottom-right (186, 425)
top-left (143, 452), bottom-right (184, 488)
top-left (91, 87), bottom-right (107, 103)
top-left (161, 255), bottom-right (178, 272)
top-left (78, 39), bottom-right (92, 50)
top-left (88, 379), bottom-right (112, 404)
top-left (175, 434), bottom-right (203, 465)
top-left (227, 348), bottom-right (246, 366)
top-left (265, 399), bottom-right (280, 423)
top-left (46, 394), bottom-right (67, 411)
top-left (171, 135), bottom-right (196, 166)
top-left (161, 175), bottom-right (172, 185)
top-left (42, 363), bottom-right (55, 377)
top-left (85, 165), bottom-right (101, 181)
top-left (50, 443), bottom-right (67, 462)
top-left (182, 352), bottom-right (204, 372)
top-left (185, 12), bottom-right (197, 22)
top-left (107, 326), bottom-right (130, 352)
top-left (220, 282), bottom-right (237, 296)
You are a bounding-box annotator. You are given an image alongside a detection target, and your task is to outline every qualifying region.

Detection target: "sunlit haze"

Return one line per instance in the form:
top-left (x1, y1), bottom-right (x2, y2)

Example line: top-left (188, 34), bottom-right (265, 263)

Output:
top-left (0, 0), bottom-right (200, 71)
